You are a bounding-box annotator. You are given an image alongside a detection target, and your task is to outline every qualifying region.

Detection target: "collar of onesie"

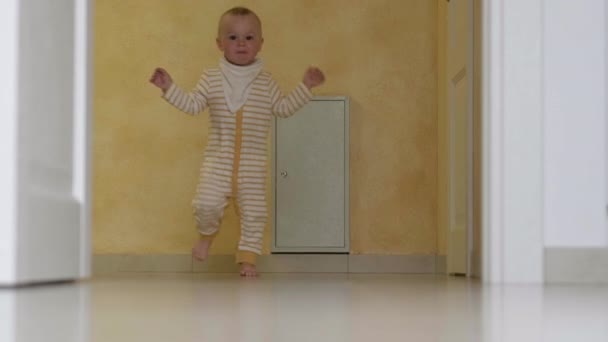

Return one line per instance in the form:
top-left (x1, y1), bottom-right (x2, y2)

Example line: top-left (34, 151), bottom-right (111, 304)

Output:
top-left (219, 57), bottom-right (263, 113)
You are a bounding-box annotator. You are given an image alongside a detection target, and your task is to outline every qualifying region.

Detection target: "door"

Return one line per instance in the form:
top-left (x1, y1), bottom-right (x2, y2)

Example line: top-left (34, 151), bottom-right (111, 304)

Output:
top-left (272, 97), bottom-right (349, 253)
top-left (0, 0), bottom-right (92, 285)
top-left (447, 0), bottom-right (473, 275)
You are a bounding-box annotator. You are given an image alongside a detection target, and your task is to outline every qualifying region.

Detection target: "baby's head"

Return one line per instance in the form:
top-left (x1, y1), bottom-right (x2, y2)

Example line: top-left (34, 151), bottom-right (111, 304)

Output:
top-left (217, 7), bottom-right (263, 66)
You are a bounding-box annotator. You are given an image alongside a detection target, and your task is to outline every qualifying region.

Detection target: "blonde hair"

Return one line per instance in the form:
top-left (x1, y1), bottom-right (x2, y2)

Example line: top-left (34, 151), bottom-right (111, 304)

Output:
top-left (218, 6), bottom-right (262, 36)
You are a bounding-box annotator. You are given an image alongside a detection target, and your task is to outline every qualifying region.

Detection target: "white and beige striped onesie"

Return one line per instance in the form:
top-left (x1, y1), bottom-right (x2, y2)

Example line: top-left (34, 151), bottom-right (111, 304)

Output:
top-left (162, 60), bottom-right (313, 265)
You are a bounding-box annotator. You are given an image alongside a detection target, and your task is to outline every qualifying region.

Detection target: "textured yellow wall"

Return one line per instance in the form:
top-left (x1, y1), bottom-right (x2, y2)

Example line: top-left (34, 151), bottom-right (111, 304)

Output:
top-left (93, 0), bottom-right (438, 255)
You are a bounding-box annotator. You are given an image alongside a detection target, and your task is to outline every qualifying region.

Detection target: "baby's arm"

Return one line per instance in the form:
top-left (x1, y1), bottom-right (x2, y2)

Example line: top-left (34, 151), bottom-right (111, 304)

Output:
top-left (149, 67), bottom-right (209, 115)
top-left (270, 67), bottom-right (325, 118)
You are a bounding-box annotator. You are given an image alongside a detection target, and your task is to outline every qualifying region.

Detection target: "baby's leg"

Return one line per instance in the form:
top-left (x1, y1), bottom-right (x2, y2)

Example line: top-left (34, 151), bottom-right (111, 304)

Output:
top-left (192, 182), bottom-right (229, 262)
top-left (192, 236), bottom-right (214, 262)
top-left (235, 181), bottom-right (266, 277)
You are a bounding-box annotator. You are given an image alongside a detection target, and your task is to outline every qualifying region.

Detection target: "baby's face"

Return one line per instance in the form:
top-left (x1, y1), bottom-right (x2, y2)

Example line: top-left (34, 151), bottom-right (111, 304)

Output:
top-left (217, 14), bottom-right (263, 66)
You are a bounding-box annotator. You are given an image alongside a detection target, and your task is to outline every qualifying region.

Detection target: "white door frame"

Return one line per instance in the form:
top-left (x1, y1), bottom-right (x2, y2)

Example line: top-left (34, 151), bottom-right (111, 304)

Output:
top-left (481, 0), bottom-right (545, 284)
top-left (74, 0), bottom-right (94, 279)
top-left (0, 0), bottom-right (92, 285)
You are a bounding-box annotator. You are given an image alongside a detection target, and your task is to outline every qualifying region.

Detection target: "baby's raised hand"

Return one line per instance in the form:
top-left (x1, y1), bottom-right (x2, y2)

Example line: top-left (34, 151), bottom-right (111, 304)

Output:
top-left (149, 67), bottom-right (173, 92)
top-left (303, 67), bottom-right (325, 89)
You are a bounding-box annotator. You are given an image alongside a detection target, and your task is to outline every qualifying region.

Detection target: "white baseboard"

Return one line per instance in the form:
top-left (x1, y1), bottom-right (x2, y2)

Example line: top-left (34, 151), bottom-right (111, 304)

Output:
top-left (545, 248), bottom-right (608, 284)
top-left (93, 254), bottom-right (445, 275)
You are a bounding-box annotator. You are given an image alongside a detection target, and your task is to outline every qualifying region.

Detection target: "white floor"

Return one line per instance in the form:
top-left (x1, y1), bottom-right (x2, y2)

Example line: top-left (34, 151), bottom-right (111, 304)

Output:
top-left (1, 273), bottom-right (607, 342)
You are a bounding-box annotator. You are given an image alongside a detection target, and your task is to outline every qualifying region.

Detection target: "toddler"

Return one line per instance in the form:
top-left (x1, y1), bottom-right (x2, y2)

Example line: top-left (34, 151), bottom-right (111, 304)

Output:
top-left (149, 6), bottom-right (325, 277)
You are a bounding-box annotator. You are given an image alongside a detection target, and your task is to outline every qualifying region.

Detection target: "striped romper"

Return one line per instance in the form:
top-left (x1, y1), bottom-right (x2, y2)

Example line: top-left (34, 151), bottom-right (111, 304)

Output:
top-left (162, 67), bottom-right (313, 265)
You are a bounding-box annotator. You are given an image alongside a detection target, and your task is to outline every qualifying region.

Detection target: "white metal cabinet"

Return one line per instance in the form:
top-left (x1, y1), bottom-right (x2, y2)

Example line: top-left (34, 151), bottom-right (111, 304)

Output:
top-left (272, 97), bottom-right (349, 252)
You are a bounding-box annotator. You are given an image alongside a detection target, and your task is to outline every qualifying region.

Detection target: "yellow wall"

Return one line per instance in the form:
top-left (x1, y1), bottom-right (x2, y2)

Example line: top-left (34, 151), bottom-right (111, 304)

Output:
top-left (93, 0), bottom-right (438, 255)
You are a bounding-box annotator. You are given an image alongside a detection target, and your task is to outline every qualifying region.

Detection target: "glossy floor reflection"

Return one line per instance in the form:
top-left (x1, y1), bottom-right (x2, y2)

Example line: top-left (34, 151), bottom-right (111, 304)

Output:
top-left (1, 273), bottom-right (607, 341)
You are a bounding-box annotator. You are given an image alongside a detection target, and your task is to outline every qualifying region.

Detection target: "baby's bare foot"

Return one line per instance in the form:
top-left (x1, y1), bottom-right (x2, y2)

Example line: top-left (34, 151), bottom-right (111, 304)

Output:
top-left (192, 239), bottom-right (212, 261)
top-left (239, 263), bottom-right (258, 277)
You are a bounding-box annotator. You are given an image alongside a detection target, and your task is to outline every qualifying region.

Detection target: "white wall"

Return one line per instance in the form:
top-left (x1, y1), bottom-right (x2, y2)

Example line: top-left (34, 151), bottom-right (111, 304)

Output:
top-left (543, 0), bottom-right (607, 247)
